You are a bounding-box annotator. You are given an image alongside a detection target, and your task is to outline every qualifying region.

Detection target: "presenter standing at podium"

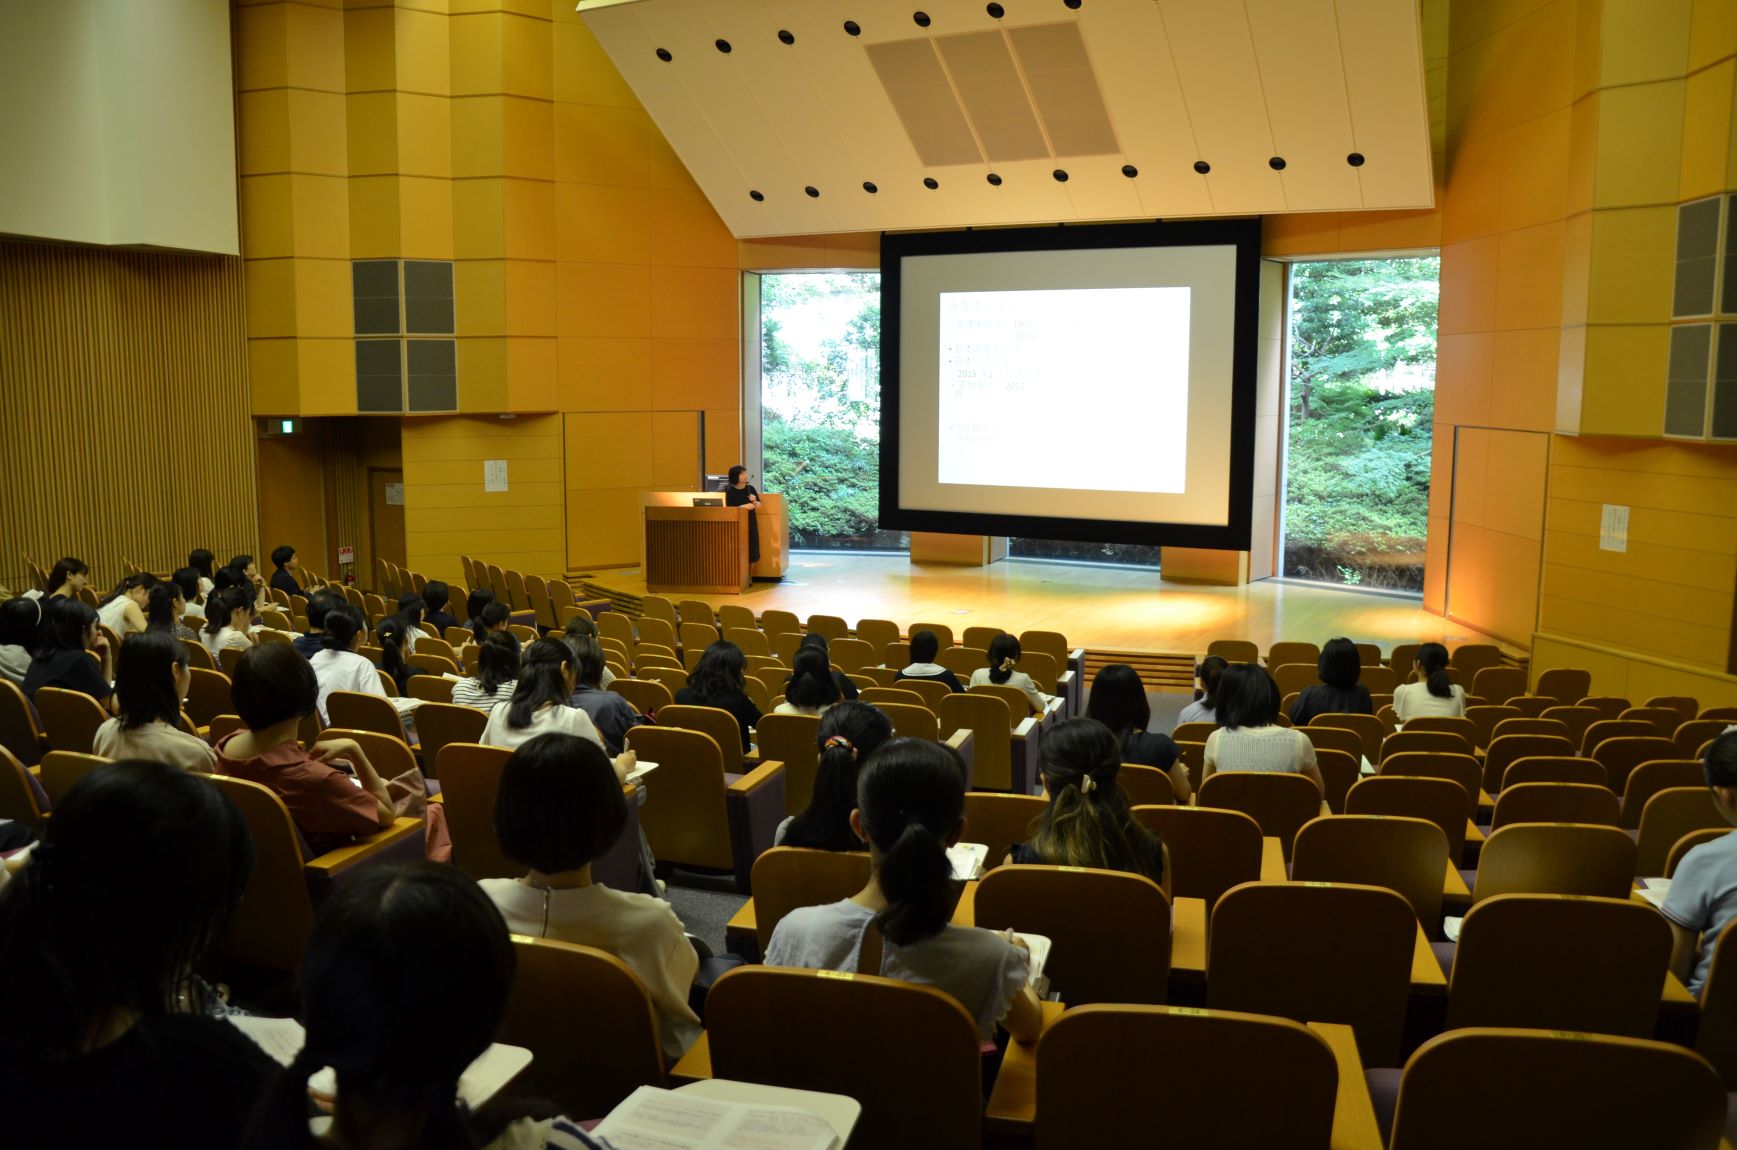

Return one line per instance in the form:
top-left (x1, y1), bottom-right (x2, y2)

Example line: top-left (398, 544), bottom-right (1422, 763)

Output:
top-left (725, 465), bottom-right (761, 565)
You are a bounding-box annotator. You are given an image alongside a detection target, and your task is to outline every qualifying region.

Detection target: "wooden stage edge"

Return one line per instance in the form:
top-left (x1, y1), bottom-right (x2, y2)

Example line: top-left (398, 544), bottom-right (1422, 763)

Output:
top-left (571, 553), bottom-right (1518, 673)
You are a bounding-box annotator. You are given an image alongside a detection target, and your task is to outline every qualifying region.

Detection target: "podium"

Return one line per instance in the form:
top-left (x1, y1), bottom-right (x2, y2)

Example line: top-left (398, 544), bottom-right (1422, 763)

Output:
top-left (751, 492), bottom-right (789, 581)
top-left (644, 505), bottom-right (750, 594)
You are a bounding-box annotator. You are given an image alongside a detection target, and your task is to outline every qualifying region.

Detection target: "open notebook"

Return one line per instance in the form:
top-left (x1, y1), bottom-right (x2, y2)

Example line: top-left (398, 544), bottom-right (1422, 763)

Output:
top-left (948, 842), bottom-right (989, 881)
top-left (227, 1016), bottom-right (531, 1113)
top-left (593, 1083), bottom-right (858, 1150)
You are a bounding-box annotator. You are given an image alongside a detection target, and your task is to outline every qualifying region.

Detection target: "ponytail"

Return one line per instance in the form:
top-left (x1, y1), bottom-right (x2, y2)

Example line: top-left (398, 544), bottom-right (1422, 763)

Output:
top-left (471, 600), bottom-right (509, 646)
top-left (204, 587), bottom-right (248, 638)
top-left (854, 738), bottom-right (967, 947)
top-left (784, 701), bottom-right (891, 853)
top-left (1029, 718), bottom-right (1164, 883)
top-left (873, 821), bottom-right (955, 946)
top-left (986, 634), bottom-right (1020, 686)
top-left (1416, 642), bottom-right (1453, 699)
top-left (784, 645), bottom-right (840, 710)
top-left (376, 618), bottom-right (411, 696)
top-left (144, 583), bottom-right (181, 633)
top-left (1196, 655), bottom-right (1228, 708)
top-left (505, 639), bottom-right (573, 730)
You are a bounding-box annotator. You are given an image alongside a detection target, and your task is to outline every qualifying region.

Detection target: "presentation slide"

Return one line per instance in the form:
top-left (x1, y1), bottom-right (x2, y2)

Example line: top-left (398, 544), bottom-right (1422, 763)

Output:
top-left (938, 286), bottom-right (1191, 494)
top-left (883, 219), bottom-right (1259, 549)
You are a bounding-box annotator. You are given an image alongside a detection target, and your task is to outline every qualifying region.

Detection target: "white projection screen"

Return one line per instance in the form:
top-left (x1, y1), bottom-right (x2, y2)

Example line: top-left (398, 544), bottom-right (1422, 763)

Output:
top-left (881, 220), bottom-right (1260, 549)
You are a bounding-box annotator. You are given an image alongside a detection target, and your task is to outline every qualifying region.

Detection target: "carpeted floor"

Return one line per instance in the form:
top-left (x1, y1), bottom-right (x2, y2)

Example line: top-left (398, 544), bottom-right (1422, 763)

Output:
top-left (668, 689), bottom-right (1192, 958)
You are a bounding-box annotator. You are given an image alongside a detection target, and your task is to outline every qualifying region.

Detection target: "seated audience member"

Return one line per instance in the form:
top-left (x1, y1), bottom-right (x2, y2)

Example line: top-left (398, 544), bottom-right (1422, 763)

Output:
top-left (308, 605), bottom-right (387, 724)
top-left (567, 637), bottom-right (643, 754)
top-left (222, 554), bottom-right (267, 613)
top-left (674, 640), bottom-right (760, 753)
top-left (293, 590), bottom-right (344, 658)
top-left (93, 631), bottom-right (217, 773)
top-left (453, 631), bottom-right (520, 712)
top-left (896, 629), bottom-right (966, 694)
top-left (1086, 663), bottom-right (1185, 798)
top-left (776, 701), bottom-right (892, 849)
top-left (23, 596), bottom-right (113, 706)
top-left (1007, 717), bottom-right (1170, 893)
top-left (144, 581), bottom-right (199, 642)
top-left (200, 587), bottom-right (256, 661)
top-left (243, 864), bottom-right (611, 1150)
top-left (97, 572), bottom-right (155, 638)
top-left (471, 599), bottom-right (511, 646)
top-left (1663, 731), bottom-right (1737, 997)
top-left (0, 595), bottom-right (38, 684)
top-left (562, 614), bottom-right (615, 688)
top-left (776, 644), bottom-right (840, 717)
top-left (968, 633), bottom-right (1054, 714)
top-left (375, 615), bottom-right (416, 694)
top-left (465, 586), bottom-right (498, 629)
top-left (392, 593), bottom-right (424, 652)
top-left (421, 580), bottom-right (458, 635)
top-left (481, 640), bottom-right (633, 780)
top-left (1203, 664), bottom-right (1326, 799)
top-left (1392, 641), bottom-right (1466, 721)
top-left (0, 762), bottom-right (273, 1150)
top-left (1175, 654), bottom-right (1228, 729)
top-left (766, 738), bottom-right (1043, 1043)
top-left (1289, 636), bottom-right (1374, 725)
top-left (267, 545), bottom-right (303, 599)
top-left (24, 556), bottom-right (89, 601)
top-left (482, 733), bottom-right (699, 1059)
top-left (797, 633), bottom-right (859, 701)
top-left (172, 566), bottom-right (207, 621)
top-left (187, 548), bottom-right (216, 596)
top-left (216, 643), bottom-right (448, 860)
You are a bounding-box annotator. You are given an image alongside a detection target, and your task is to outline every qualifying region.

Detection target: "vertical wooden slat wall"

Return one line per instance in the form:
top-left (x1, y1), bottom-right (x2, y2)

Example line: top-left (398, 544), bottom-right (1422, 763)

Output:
top-left (0, 240), bottom-right (256, 592)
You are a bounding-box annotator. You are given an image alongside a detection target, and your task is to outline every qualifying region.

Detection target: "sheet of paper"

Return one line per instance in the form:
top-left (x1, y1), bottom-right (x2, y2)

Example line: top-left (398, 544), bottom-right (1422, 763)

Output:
top-left (947, 842), bottom-right (988, 881)
top-left (625, 761), bottom-right (660, 786)
top-left (594, 1086), bottom-right (839, 1150)
top-left (1634, 879), bottom-right (1670, 909)
top-left (1011, 932), bottom-right (1052, 980)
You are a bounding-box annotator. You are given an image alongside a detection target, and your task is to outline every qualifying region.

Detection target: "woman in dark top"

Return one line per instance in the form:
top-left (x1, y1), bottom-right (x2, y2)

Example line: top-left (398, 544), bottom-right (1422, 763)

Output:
top-left (421, 580), bottom-right (459, 635)
top-left (0, 761), bottom-right (273, 1150)
top-left (1289, 636), bottom-right (1373, 725)
top-left (797, 632), bottom-right (860, 700)
top-left (724, 464), bottom-right (762, 565)
top-left (780, 701), bottom-right (892, 851)
top-left (1085, 663), bottom-right (1185, 797)
top-left (1008, 717), bottom-right (1170, 892)
top-left (675, 639), bottom-right (760, 752)
top-left (22, 595), bottom-right (114, 706)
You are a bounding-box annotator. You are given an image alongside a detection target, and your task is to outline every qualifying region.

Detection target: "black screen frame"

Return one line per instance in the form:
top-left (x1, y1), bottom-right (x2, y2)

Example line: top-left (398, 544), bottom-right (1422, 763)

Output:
top-left (878, 218), bottom-right (1262, 550)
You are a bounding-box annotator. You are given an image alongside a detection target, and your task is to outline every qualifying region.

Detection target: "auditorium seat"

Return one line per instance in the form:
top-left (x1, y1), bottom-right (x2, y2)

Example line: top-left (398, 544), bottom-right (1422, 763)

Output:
top-left (1382, 729), bottom-right (1473, 760)
top-left (677, 599), bottom-right (714, 628)
top-left (640, 666), bottom-right (688, 695)
top-left (1499, 755), bottom-right (1604, 788)
top-left (1383, 1028), bottom-right (1724, 1150)
top-left (758, 609), bottom-right (801, 638)
top-left (1401, 715), bottom-right (1481, 751)
top-left (641, 596), bottom-right (678, 629)
top-left (740, 675), bottom-right (772, 715)
top-left (38, 750), bottom-right (109, 806)
top-left (906, 622), bottom-right (954, 649)
top-left (0, 745), bottom-right (46, 828)
top-left (1644, 695), bottom-right (1700, 726)
top-left (1206, 638), bottom-right (1259, 662)
top-left (34, 686), bottom-right (108, 754)
top-left (1310, 712), bottom-right (1385, 763)
top-left (754, 713), bottom-right (820, 816)
top-left (890, 677), bottom-right (948, 712)
top-left (1489, 782), bottom-right (1620, 829)
top-left (805, 614), bottom-right (848, 642)
top-left (878, 701), bottom-right (940, 742)
top-left (1619, 705), bottom-right (1683, 739)
top-left (1272, 662), bottom-right (1321, 698)
top-left (1198, 771), bottom-right (1322, 861)
top-left (1674, 719), bottom-right (1729, 759)
top-left (827, 638), bottom-right (878, 674)
top-left (325, 690), bottom-right (406, 742)
top-left (1470, 665), bottom-right (1527, 704)
top-left (1131, 805), bottom-right (1263, 909)
top-left (436, 742), bottom-right (517, 880)
top-left (1291, 814), bottom-right (1449, 934)
top-left (853, 618), bottom-right (900, 653)
top-left (1445, 894), bottom-right (1669, 1038)
top-left (1634, 788), bottom-right (1727, 877)
top-left (678, 622), bottom-right (719, 659)
top-left (1470, 823), bottom-right (1635, 901)
top-left (1115, 762), bottom-right (1174, 806)
top-left (1593, 735), bottom-right (1681, 793)
top-left (1379, 751), bottom-right (1483, 814)
top-left (0, 679), bottom-right (47, 766)
top-left (940, 692), bottom-right (1028, 792)
top-left (625, 725), bottom-right (784, 893)
top-left (749, 846), bottom-right (871, 953)
top-left (1448, 644), bottom-right (1504, 677)
top-left (1267, 641), bottom-right (1320, 668)
top-left (406, 676), bottom-right (454, 704)
top-left (937, 646), bottom-right (984, 680)
top-left (963, 791), bottom-right (1047, 865)
top-left (1172, 719), bottom-right (1218, 744)
top-left (1345, 775), bottom-right (1472, 865)
top-left (1208, 881), bottom-right (1415, 1066)
top-left (411, 702), bottom-right (485, 775)
top-left (971, 683), bottom-right (1036, 723)
top-left (1313, 747), bottom-right (1359, 814)
top-left (635, 616), bottom-right (678, 653)
top-left (975, 865), bottom-right (1171, 1005)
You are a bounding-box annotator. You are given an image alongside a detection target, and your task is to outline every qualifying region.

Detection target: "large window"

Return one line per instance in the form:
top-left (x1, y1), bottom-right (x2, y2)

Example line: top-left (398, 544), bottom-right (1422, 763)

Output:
top-left (1282, 257), bottom-right (1439, 592)
top-left (759, 272), bottom-right (907, 551)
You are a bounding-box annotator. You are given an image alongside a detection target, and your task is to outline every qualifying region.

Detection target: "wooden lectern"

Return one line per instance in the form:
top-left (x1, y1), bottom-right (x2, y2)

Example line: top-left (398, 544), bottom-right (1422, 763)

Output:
top-left (644, 505), bottom-right (750, 594)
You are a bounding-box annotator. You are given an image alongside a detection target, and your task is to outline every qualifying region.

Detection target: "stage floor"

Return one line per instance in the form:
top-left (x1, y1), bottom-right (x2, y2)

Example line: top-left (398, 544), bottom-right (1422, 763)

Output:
top-left (582, 553), bottom-right (1512, 659)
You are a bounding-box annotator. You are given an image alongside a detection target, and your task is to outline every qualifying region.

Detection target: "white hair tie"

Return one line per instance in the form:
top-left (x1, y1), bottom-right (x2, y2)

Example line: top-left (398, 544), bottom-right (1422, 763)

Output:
top-left (1078, 775), bottom-right (1096, 795)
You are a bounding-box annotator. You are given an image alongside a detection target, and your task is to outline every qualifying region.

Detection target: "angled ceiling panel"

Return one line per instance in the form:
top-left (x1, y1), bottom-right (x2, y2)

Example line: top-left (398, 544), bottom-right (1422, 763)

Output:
top-left (578, 0), bottom-right (1435, 237)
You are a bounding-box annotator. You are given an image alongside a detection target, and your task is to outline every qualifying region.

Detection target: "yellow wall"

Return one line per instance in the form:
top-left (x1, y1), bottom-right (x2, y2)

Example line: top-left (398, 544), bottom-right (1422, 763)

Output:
top-left (402, 414), bottom-right (564, 583)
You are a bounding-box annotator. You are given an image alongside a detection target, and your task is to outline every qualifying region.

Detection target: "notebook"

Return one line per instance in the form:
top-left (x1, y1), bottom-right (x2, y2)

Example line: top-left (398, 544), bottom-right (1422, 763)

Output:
top-left (1634, 878), bottom-right (1671, 909)
top-left (947, 842), bottom-right (989, 881)
top-left (1010, 932), bottom-right (1053, 981)
top-left (625, 761), bottom-right (659, 787)
top-left (227, 1015), bottom-right (531, 1112)
top-left (592, 1083), bottom-right (855, 1150)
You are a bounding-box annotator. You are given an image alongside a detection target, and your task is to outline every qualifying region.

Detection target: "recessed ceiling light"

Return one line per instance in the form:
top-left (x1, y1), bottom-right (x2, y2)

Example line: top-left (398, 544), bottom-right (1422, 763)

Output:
top-left (804, 186), bottom-right (820, 198)
top-left (655, 48), bottom-right (672, 62)
top-left (1193, 160), bottom-right (1210, 174)
top-left (715, 38), bottom-right (732, 53)
top-left (987, 172), bottom-right (1003, 186)
top-left (913, 11), bottom-right (931, 26)
top-left (1064, 0), bottom-right (1081, 8)
top-left (1268, 156), bottom-right (1286, 171)
top-left (1121, 164), bottom-right (1138, 178)
top-left (987, 2), bottom-right (1005, 15)
top-left (778, 29), bottom-right (795, 45)
top-left (1052, 168), bottom-right (1069, 182)
top-left (1347, 152), bottom-right (1366, 167)
top-left (844, 19), bottom-right (861, 35)
top-left (749, 190), bottom-right (764, 202)
top-left (923, 177), bottom-right (939, 189)
top-left (863, 181), bottom-right (879, 194)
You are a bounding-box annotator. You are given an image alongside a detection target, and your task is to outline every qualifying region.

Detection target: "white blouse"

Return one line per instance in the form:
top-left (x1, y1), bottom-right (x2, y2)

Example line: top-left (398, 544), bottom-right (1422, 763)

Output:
top-left (308, 648), bottom-right (384, 724)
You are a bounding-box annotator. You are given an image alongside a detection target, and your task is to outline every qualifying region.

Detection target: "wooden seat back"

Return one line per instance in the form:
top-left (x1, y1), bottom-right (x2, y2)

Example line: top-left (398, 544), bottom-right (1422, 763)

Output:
top-left (1470, 665), bottom-right (1528, 704)
top-left (1593, 735), bottom-right (1683, 795)
top-left (1379, 751), bottom-right (1481, 813)
top-left (901, 677), bottom-right (955, 712)
top-left (1635, 788), bottom-right (1727, 877)
top-left (975, 865), bottom-right (1172, 1005)
top-left (1387, 1028), bottom-right (1724, 1150)
top-left (1580, 717), bottom-right (1651, 755)
top-left (1489, 781), bottom-right (1620, 829)
top-left (1667, 828), bottom-right (1729, 876)
top-left (1449, 644), bottom-right (1504, 677)
top-left (640, 666), bottom-right (688, 695)
top-left (677, 599), bottom-right (715, 628)
top-left (755, 712), bottom-right (821, 816)
top-left (635, 616), bottom-right (678, 653)
top-left (1271, 662), bottom-right (1320, 698)
top-left (408, 703), bottom-right (485, 777)
top-left (1116, 763), bottom-right (1174, 806)
top-left (907, 622), bottom-right (955, 650)
top-left (1447, 894), bottom-right (1670, 1038)
top-left (937, 646), bottom-right (985, 680)
top-left (435, 742), bottom-right (516, 879)
top-left (608, 678), bottom-right (672, 718)
top-left (1291, 814), bottom-right (1448, 930)
top-left (828, 637), bottom-right (878, 674)
top-left (1540, 705), bottom-right (1599, 746)
top-left (1534, 667), bottom-right (1592, 706)
top-left (1033, 1006), bottom-right (1337, 1150)
top-left (1267, 641), bottom-right (1320, 669)
top-left (0, 679), bottom-right (47, 766)
top-left (750, 846), bottom-right (872, 952)
top-left (1172, 720), bottom-right (1219, 744)
top-left (971, 683), bottom-right (1034, 723)
top-left (804, 614), bottom-right (848, 642)
top-left (961, 625), bottom-right (1005, 652)
top-left (326, 690), bottom-right (403, 739)
top-left (939, 692), bottom-right (1014, 789)
top-left (1208, 881), bottom-right (1415, 1066)
top-left (624, 726), bottom-right (734, 872)
top-left (854, 618), bottom-right (901, 652)
top-left (879, 702), bottom-right (941, 742)
top-left (1471, 823), bottom-right (1636, 901)
top-left (38, 750), bottom-right (109, 806)
top-left (720, 627), bottom-right (770, 657)
top-left (1298, 724), bottom-right (1363, 761)
top-left (1197, 771), bottom-right (1322, 861)
top-left (1674, 718), bottom-right (1730, 759)
top-left (1695, 925), bottom-right (1737, 1089)
top-left (1131, 804), bottom-right (1263, 908)
top-left (1619, 705), bottom-right (1683, 738)
top-left (208, 774), bottom-right (317, 970)
top-left (1382, 729), bottom-right (1473, 760)
top-left (1465, 705), bottom-right (1523, 749)
top-left (1344, 775), bottom-right (1470, 860)
top-left (35, 686), bottom-right (108, 753)
top-left (1018, 630), bottom-right (1070, 671)
top-left (1311, 712), bottom-right (1386, 763)
top-left (406, 676), bottom-right (455, 704)
top-left (1206, 639), bottom-right (1259, 662)
top-left (963, 791), bottom-right (1047, 864)
top-left (0, 745), bottom-right (45, 827)
top-left (1501, 755), bottom-right (1604, 788)
top-left (640, 596), bottom-right (678, 629)
top-left (758, 609), bottom-right (801, 638)
top-left (707, 967), bottom-right (983, 1150)
top-left (656, 704), bottom-right (746, 765)
top-left (1313, 747), bottom-right (1360, 814)
top-left (716, 604), bottom-right (756, 631)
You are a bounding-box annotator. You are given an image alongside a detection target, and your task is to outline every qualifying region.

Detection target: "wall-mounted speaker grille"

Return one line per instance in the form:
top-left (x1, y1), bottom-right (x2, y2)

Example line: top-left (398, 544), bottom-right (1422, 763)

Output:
top-left (1713, 324), bottom-right (1737, 440)
top-left (1673, 196), bottom-right (1722, 318)
top-left (868, 22), bottom-right (1119, 169)
top-left (1664, 323), bottom-right (1712, 437)
top-left (1724, 194), bottom-right (1737, 315)
top-left (352, 259), bottom-right (457, 413)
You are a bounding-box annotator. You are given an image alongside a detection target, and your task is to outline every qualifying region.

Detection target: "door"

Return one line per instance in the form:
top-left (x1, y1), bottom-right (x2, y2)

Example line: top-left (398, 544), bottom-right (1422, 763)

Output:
top-left (369, 468), bottom-right (406, 589)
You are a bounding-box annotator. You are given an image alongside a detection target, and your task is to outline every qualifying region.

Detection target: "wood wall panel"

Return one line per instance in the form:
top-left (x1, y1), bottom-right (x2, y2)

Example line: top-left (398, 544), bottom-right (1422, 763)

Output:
top-left (0, 240), bottom-right (255, 592)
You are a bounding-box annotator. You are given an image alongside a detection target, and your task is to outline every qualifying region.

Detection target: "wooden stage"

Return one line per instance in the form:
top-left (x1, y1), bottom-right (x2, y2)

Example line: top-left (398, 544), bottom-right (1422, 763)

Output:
top-left (577, 552), bottom-right (1512, 673)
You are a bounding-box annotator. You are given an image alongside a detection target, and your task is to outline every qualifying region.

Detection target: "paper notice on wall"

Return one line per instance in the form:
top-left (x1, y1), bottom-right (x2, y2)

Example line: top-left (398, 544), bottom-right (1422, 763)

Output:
top-left (384, 483), bottom-right (405, 506)
top-left (1599, 504), bottom-right (1629, 552)
top-left (484, 460), bottom-right (509, 493)
top-left (338, 546), bottom-right (355, 565)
